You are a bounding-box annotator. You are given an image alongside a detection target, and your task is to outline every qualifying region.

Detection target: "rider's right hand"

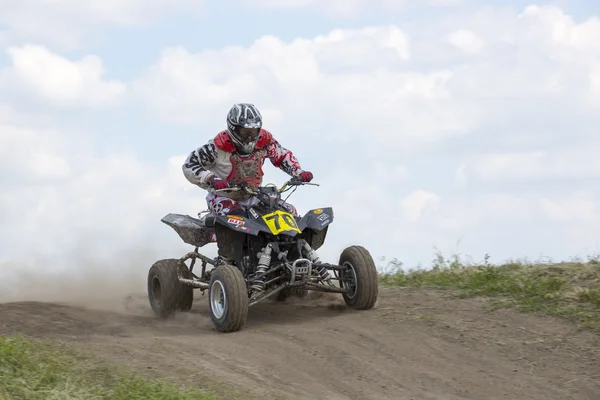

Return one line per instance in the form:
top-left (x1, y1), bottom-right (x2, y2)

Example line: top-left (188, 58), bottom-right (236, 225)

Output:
top-left (209, 176), bottom-right (231, 190)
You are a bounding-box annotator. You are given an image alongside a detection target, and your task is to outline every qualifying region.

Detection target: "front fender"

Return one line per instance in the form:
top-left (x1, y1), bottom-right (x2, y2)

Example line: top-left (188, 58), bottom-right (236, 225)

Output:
top-left (298, 207), bottom-right (334, 232)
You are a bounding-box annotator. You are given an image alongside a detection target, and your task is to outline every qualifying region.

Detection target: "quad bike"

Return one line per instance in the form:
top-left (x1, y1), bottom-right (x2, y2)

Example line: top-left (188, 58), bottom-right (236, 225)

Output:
top-left (147, 177), bottom-right (379, 332)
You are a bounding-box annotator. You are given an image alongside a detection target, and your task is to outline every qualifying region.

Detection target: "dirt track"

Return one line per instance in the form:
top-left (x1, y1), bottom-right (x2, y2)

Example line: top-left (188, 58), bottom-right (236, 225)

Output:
top-left (1, 287), bottom-right (598, 400)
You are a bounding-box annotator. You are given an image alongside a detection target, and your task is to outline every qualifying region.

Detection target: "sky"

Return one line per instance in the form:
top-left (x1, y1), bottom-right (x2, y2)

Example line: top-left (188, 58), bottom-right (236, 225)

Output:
top-left (1, 0), bottom-right (600, 298)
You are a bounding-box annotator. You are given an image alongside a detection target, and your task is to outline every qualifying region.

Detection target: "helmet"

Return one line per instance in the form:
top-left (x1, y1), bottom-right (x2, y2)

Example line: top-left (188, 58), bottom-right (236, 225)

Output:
top-left (226, 103), bottom-right (263, 155)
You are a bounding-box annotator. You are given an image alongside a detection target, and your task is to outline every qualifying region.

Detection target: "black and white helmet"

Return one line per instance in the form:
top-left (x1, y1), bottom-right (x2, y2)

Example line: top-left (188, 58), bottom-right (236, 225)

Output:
top-left (226, 103), bottom-right (263, 155)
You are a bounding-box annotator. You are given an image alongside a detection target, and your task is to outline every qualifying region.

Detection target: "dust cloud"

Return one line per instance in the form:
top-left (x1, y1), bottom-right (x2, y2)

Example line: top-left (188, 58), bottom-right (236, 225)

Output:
top-left (0, 244), bottom-right (167, 313)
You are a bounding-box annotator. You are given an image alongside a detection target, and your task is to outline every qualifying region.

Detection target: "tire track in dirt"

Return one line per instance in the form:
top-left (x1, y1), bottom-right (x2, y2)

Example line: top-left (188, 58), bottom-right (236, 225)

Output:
top-left (1, 288), bottom-right (598, 400)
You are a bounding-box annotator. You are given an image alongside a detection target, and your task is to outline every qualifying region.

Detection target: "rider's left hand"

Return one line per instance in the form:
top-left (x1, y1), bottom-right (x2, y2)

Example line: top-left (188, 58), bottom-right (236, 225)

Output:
top-left (298, 171), bottom-right (313, 182)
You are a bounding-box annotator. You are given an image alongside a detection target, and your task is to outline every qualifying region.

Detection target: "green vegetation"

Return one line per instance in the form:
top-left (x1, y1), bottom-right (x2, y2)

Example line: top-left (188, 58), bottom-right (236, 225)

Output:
top-left (379, 251), bottom-right (600, 332)
top-left (0, 335), bottom-right (218, 400)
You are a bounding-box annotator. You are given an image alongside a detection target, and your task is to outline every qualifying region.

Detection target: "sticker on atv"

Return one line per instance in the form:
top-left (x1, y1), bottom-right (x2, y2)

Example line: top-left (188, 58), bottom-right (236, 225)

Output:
top-left (227, 218), bottom-right (244, 226)
top-left (262, 210), bottom-right (301, 235)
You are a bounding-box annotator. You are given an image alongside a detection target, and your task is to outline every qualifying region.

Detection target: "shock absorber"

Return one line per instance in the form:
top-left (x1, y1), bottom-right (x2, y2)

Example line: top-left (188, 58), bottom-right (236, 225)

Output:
top-left (251, 244), bottom-right (273, 292)
top-left (302, 241), bottom-right (330, 281)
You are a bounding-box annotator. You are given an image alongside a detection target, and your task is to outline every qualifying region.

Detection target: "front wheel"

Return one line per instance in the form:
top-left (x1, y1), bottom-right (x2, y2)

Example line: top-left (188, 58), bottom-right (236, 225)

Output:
top-left (339, 245), bottom-right (378, 310)
top-left (209, 264), bottom-right (249, 332)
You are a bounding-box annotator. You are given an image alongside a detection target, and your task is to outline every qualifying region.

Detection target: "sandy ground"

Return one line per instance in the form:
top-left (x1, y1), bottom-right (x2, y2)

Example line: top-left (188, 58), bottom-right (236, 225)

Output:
top-left (1, 287), bottom-right (598, 400)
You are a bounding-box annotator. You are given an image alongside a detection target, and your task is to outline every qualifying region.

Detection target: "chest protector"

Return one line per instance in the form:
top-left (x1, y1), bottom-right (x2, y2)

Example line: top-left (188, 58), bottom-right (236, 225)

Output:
top-left (227, 150), bottom-right (266, 189)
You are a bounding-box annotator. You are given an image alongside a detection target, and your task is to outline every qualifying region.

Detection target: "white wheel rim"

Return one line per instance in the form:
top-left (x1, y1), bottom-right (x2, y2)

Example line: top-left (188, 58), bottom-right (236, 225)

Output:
top-left (210, 280), bottom-right (226, 319)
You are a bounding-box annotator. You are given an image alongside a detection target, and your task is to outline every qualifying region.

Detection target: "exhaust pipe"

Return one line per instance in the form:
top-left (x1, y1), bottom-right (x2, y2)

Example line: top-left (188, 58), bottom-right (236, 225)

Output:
top-left (178, 276), bottom-right (209, 289)
top-left (176, 260), bottom-right (210, 289)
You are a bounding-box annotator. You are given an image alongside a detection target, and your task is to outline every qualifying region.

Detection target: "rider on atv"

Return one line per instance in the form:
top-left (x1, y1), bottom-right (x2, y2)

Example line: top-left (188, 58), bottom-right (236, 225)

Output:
top-left (182, 102), bottom-right (314, 236)
top-left (143, 103), bottom-right (376, 330)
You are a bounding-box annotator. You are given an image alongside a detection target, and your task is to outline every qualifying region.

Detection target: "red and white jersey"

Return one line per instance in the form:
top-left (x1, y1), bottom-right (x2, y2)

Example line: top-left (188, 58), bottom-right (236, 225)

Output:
top-left (182, 129), bottom-right (304, 200)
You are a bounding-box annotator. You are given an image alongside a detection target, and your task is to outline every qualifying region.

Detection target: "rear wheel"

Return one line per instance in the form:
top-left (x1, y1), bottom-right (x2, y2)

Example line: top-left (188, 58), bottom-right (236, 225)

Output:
top-left (178, 264), bottom-right (194, 312)
top-left (209, 264), bottom-right (249, 332)
top-left (148, 259), bottom-right (194, 318)
top-left (339, 246), bottom-right (378, 310)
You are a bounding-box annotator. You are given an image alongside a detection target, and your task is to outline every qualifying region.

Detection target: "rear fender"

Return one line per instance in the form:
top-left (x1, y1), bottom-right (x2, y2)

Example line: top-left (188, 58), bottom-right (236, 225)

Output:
top-left (161, 213), bottom-right (215, 247)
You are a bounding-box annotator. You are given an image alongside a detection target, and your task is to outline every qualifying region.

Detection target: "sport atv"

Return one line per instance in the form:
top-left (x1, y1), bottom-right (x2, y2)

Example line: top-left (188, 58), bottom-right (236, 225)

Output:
top-left (147, 177), bottom-right (379, 332)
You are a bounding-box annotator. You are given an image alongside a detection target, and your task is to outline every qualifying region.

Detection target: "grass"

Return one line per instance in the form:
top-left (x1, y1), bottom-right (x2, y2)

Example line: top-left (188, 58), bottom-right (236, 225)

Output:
top-left (0, 335), bottom-right (218, 400)
top-left (379, 251), bottom-right (600, 332)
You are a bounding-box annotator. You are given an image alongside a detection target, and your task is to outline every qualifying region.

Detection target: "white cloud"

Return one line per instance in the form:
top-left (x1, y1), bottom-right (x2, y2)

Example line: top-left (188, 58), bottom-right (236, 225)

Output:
top-left (445, 29), bottom-right (484, 53)
top-left (592, 65), bottom-right (600, 90)
top-left (1, 45), bottom-right (126, 108)
top-left (133, 25), bottom-right (476, 154)
top-left (539, 191), bottom-right (598, 223)
top-left (0, 0), bottom-right (205, 49)
top-left (0, 104), bottom-right (73, 183)
top-left (132, 6), bottom-right (600, 160)
top-left (590, 64), bottom-right (600, 106)
top-left (246, 0), bottom-right (462, 17)
top-left (459, 142), bottom-right (600, 183)
top-left (400, 190), bottom-right (441, 222)
top-left (0, 126), bottom-right (70, 182)
top-left (518, 5), bottom-right (600, 53)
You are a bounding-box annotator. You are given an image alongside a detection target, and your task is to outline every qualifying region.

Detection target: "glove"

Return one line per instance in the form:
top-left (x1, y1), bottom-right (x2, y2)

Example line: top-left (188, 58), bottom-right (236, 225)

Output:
top-left (298, 171), bottom-right (313, 182)
top-left (209, 176), bottom-right (231, 190)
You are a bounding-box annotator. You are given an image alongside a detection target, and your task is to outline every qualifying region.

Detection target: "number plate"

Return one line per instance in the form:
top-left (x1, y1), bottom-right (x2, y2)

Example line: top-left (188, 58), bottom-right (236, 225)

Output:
top-left (262, 210), bottom-right (301, 235)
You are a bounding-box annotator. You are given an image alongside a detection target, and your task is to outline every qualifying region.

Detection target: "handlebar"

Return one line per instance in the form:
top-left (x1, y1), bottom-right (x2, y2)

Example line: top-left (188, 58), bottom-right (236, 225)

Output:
top-left (211, 177), bottom-right (319, 195)
top-left (280, 177), bottom-right (320, 192)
